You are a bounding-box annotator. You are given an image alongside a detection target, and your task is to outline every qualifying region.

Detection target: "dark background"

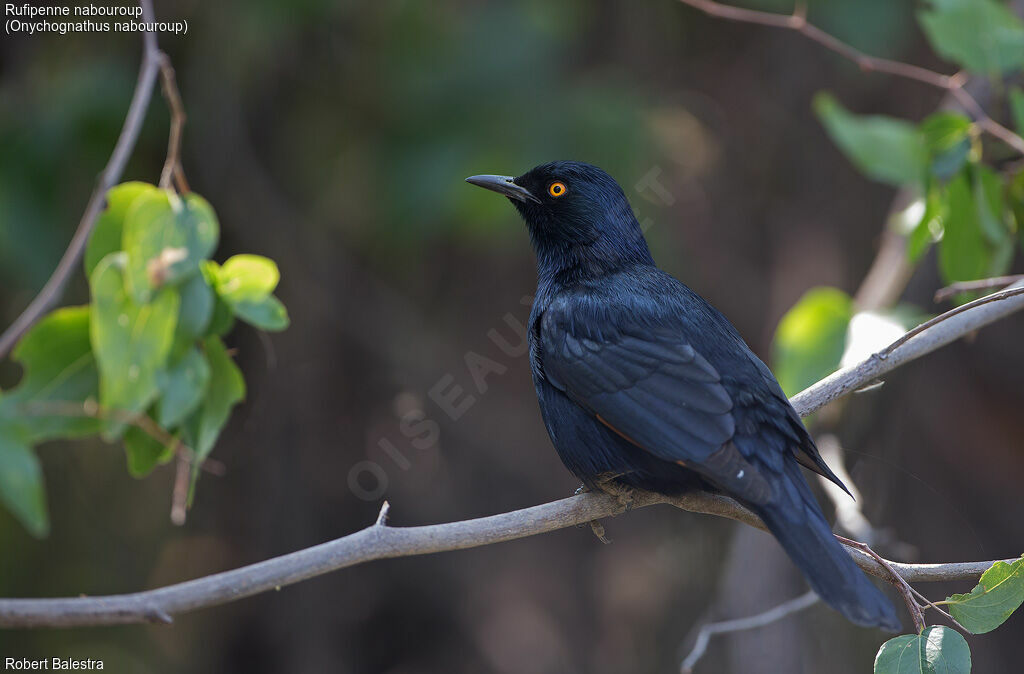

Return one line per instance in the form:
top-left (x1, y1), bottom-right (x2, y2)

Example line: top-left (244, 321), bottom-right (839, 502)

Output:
top-left (1, 1), bottom-right (1022, 672)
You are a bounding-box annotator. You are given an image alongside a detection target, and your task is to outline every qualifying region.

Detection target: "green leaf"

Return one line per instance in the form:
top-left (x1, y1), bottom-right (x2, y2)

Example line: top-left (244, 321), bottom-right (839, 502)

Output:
top-left (213, 255), bottom-right (289, 331)
top-left (1010, 87), bottom-right (1024, 134)
top-left (123, 422), bottom-right (175, 478)
top-left (945, 556), bottom-right (1024, 634)
top-left (230, 295), bottom-right (290, 331)
top-left (972, 164), bottom-right (1009, 246)
top-left (1009, 171), bottom-right (1024, 249)
top-left (938, 174), bottom-right (990, 287)
top-left (919, 0), bottom-right (1024, 75)
top-left (907, 188), bottom-right (945, 263)
top-left (122, 191), bottom-right (219, 303)
top-left (187, 336), bottom-right (245, 460)
top-left (920, 113), bottom-right (972, 180)
top-left (0, 428), bottom-right (48, 538)
top-left (772, 287), bottom-right (854, 396)
top-left (215, 255), bottom-right (280, 299)
top-left (90, 253), bottom-right (179, 435)
top-left (813, 93), bottom-right (927, 186)
top-left (206, 293), bottom-right (236, 337)
top-left (202, 262), bottom-right (235, 337)
top-left (0, 306), bottom-right (101, 441)
top-left (157, 346), bottom-right (211, 429)
top-left (874, 626), bottom-right (971, 674)
top-left (84, 182), bottom-right (158, 278)
top-left (171, 273), bottom-right (215, 357)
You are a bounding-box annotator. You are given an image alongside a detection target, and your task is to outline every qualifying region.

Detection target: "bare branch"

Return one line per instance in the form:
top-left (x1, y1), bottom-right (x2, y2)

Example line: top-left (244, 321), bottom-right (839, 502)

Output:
top-left (790, 281), bottom-right (1024, 417)
top-left (673, 0), bottom-right (1024, 155)
top-left (680, 591), bottom-right (819, 673)
top-left (0, 0), bottom-right (162, 360)
top-left (156, 53), bottom-right (190, 194)
top-left (879, 285), bottom-right (1024, 357)
top-left (836, 535), bottom-right (925, 633)
top-left (934, 275), bottom-right (1024, 303)
top-left (0, 488), bottom-right (1014, 628)
top-left (170, 456), bottom-right (190, 527)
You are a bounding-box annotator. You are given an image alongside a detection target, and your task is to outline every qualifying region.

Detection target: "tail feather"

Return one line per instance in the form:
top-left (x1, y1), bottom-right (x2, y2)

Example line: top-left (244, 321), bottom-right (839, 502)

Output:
top-left (753, 473), bottom-right (901, 631)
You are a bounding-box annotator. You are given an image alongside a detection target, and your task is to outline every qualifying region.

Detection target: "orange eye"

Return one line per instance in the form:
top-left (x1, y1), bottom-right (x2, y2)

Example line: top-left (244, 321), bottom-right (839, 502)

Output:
top-left (548, 181), bottom-right (567, 198)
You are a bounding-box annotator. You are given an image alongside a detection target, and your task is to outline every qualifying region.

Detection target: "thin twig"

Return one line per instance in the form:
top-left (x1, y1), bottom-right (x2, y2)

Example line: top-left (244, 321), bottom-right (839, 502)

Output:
top-left (156, 54), bottom-right (190, 194)
top-left (680, 591), bottom-right (819, 673)
top-left (934, 275), bottom-right (1024, 303)
top-left (0, 0), bottom-right (161, 360)
top-left (170, 456), bottom-right (190, 526)
top-left (836, 535), bottom-right (925, 633)
top-left (908, 585), bottom-right (968, 633)
top-left (673, 0), bottom-right (1024, 155)
top-left (880, 285), bottom-right (1024, 357)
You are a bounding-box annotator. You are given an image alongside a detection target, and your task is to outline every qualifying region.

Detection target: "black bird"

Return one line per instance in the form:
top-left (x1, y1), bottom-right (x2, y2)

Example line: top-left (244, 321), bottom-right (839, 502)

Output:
top-left (466, 161), bottom-right (899, 630)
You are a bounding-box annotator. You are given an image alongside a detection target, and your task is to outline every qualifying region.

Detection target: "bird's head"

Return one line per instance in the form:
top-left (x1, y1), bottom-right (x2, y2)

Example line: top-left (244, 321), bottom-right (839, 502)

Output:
top-left (466, 161), bottom-right (654, 281)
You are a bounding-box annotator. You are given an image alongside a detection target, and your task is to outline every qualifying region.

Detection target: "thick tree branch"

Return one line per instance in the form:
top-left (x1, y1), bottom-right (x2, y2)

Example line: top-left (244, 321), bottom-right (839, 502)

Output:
top-left (673, 0), bottom-right (1024, 155)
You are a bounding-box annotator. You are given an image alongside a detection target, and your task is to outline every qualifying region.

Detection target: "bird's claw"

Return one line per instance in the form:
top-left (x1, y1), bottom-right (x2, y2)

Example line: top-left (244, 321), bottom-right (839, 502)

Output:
top-left (588, 520), bottom-right (611, 544)
top-left (591, 475), bottom-right (636, 512)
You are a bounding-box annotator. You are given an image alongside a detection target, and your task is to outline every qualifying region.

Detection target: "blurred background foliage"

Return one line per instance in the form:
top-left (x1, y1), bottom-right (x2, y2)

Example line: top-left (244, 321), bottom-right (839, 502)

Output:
top-left (1, 0), bottom-right (1023, 672)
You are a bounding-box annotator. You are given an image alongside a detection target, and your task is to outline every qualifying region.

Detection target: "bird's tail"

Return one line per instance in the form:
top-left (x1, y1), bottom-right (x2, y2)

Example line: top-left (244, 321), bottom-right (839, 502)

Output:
top-left (751, 470), bottom-right (901, 631)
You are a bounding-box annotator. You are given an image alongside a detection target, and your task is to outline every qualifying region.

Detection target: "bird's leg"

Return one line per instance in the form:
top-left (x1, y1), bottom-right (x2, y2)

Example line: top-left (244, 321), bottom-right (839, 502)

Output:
top-left (588, 520), bottom-right (611, 544)
top-left (574, 472), bottom-right (632, 544)
top-left (592, 471), bottom-right (638, 512)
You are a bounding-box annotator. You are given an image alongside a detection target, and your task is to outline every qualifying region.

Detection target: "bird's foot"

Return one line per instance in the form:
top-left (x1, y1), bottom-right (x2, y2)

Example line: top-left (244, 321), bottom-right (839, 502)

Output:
top-left (590, 473), bottom-right (636, 512)
top-left (607, 484), bottom-right (638, 512)
top-left (588, 519), bottom-right (611, 544)
top-left (574, 483), bottom-right (590, 496)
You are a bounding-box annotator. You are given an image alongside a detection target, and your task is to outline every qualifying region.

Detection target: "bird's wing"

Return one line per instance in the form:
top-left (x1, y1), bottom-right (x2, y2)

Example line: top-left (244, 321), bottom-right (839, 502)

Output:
top-left (540, 300), bottom-right (777, 503)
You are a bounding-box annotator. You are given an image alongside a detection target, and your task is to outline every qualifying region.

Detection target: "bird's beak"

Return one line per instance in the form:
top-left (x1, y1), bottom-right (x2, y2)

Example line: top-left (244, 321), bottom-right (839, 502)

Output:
top-left (465, 174), bottom-right (541, 204)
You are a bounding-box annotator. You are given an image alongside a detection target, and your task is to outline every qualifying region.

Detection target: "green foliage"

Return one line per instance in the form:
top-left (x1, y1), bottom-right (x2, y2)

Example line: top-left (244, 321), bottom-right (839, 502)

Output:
top-left (1009, 87), bottom-right (1024, 134)
top-left (157, 346), bottom-right (211, 429)
top-left (919, 112), bottom-right (973, 180)
top-left (184, 337), bottom-right (245, 466)
top-left (84, 182), bottom-right (155, 278)
top-left (945, 556), bottom-right (1024, 634)
top-left (122, 190), bottom-right (219, 304)
top-left (771, 287), bottom-right (854, 397)
top-left (90, 253), bottom-right (180, 435)
top-left (211, 255), bottom-right (290, 331)
top-left (918, 0), bottom-right (1024, 75)
top-left (0, 183), bottom-right (289, 536)
top-left (123, 421), bottom-right (175, 478)
top-left (874, 626), bottom-right (971, 674)
top-left (811, 6), bottom-right (1024, 307)
top-left (813, 93), bottom-right (927, 186)
top-left (0, 307), bottom-right (101, 441)
top-left (0, 430), bottom-right (48, 538)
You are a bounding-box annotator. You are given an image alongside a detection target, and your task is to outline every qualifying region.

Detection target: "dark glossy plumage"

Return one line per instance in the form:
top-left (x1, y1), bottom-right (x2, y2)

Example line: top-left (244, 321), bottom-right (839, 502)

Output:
top-left (466, 161), bottom-right (899, 630)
